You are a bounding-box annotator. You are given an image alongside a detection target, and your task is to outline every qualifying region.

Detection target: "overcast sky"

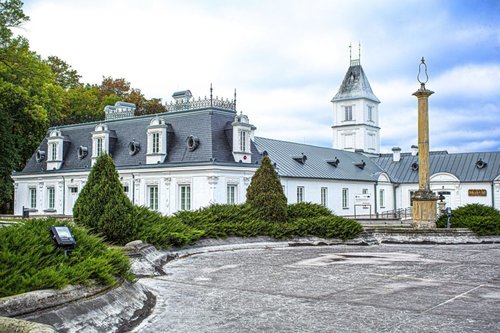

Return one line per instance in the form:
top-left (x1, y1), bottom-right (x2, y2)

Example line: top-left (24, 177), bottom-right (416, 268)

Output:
top-left (22, 0), bottom-right (500, 153)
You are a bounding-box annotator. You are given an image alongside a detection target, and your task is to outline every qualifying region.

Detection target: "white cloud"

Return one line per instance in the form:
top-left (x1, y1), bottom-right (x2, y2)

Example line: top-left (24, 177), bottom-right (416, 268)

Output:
top-left (21, 0), bottom-right (500, 153)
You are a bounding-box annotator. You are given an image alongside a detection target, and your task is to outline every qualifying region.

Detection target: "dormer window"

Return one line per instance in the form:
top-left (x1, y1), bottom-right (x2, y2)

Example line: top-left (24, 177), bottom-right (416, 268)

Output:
top-left (152, 132), bottom-right (160, 154)
top-left (91, 124), bottom-right (110, 165)
top-left (232, 112), bottom-right (255, 164)
top-left (240, 131), bottom-right (247, 152)
top-left (97, 138), bottom-right (103, 156)
top-left (50, 143), bottom-right (57, 161)
top-left (146, 117), bottom-right (167, 164)
top-left (46, 129), bottom-right (64, 170)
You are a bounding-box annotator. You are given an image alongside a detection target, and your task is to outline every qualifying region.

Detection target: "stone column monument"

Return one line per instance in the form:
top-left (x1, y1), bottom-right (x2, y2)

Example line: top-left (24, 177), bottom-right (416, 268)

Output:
top-left (412, 57), bottom-right (437, 228)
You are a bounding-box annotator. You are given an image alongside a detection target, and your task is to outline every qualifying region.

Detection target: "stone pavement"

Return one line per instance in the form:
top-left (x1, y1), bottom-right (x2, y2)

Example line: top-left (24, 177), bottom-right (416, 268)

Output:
top-left (134, 243), bottom-right (500, 333)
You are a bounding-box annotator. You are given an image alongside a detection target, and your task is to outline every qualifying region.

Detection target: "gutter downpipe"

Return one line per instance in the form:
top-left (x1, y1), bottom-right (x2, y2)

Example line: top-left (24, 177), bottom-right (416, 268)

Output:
top-left (393, 183), bottom-right (400, 217)
top-left (132, 173), bottom-right (135, 205)
top-left (373, 182), bottom-right (378, 218)
top-left (492, 182), bottom-right (495, 209)
top-left (62, 175), bottom-right (66, 216)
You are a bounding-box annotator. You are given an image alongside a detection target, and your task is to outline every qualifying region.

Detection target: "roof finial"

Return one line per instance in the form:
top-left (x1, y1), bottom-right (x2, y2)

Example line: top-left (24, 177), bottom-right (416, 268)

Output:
top-left (210, 83), bottom-right (213, 107)
top-left (234, 88), bottom-right (237, 111)
top-left (417, 57), bottom-right (429, 89)
top-left (358, 42), bottom-right (361, 62)
top-left (349, 43), bottom-right (352, 62)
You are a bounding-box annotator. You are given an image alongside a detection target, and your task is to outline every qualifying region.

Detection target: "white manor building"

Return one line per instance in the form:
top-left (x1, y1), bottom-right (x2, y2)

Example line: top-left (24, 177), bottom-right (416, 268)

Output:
top-left (12, 58), bottom-right (500, 217)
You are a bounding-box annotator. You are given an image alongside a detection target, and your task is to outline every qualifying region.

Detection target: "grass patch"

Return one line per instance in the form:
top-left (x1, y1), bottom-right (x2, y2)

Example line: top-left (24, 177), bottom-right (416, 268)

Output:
top-left (0, 219), bottom-right (132, 298)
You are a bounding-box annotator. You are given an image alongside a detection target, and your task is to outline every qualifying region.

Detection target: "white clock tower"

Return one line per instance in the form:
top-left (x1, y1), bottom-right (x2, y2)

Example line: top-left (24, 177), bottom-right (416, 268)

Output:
top-left (331, 49), bottom-right (381, 154)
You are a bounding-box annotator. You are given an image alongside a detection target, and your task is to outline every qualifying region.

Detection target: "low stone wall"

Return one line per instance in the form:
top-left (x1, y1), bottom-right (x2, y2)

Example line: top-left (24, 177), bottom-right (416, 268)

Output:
top-left (364, 228), bottom-right (500, 244)
top-left (0, 316), bottom-right (57, 333)
top-left (18, 282), bottom-right (154, 333)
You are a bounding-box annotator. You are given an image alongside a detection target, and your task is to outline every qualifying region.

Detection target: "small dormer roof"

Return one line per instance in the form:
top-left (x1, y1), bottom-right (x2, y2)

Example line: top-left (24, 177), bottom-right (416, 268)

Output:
top-left (332, 63), bottom-right (380, 103)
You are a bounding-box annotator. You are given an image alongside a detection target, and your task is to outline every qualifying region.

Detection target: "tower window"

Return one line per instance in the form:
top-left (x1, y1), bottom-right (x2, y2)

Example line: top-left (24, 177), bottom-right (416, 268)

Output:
top-left (368, 106), bottom-right (373, 121)
top-left (344, 106), bottom-right (353, 121)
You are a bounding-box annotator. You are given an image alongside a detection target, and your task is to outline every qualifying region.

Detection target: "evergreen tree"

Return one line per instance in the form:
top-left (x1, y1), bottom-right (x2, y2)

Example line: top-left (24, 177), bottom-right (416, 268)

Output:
top-left (73, 154), bottom-right (136, 244)
top-left (246, 155), bottom-right (288, 222)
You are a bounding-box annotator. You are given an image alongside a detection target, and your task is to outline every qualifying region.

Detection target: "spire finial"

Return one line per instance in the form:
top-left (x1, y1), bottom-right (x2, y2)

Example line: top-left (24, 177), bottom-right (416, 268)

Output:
top-left (210, 83), bottom-right (213, 107)
top-left (234, 88), bottom-right (237, 111)
top-left (358, 42), bottom-right (361, 62)
top-left (349, 43), bottom-right (352, 62)
top-left (417, 57), bottom-right (429, 88)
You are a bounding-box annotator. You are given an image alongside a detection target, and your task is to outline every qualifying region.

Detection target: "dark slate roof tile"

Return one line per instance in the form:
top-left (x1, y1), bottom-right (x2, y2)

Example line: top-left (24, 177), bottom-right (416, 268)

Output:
top-left (20, 108), bottom-right (240, 174)
top-left (254, 137), bottom-right (383, 181)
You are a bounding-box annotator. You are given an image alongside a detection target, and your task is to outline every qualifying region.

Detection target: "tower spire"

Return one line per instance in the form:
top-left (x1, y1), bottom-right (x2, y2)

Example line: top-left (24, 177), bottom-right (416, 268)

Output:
top-left (358, 42), bottom-right (361, 63)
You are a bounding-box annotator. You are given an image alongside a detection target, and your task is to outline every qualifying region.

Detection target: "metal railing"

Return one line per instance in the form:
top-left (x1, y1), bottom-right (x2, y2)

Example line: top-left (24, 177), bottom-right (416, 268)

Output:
top-left (166, 96), bottom-right (236, 112)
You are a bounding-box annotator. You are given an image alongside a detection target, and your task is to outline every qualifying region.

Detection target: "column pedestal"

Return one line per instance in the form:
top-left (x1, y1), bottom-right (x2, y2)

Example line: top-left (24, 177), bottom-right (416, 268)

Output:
top-left (412, 190), bottom-right (437, 228)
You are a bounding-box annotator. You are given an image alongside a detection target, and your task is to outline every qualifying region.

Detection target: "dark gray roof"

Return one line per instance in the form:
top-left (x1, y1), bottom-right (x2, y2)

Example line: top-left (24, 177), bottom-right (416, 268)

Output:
top-left (20, 108), bottom-right (260, 174)
top-left (254, 137), bottom-right (383, 181)
top-left (372, 151), bottom-right (500, 183)
top-left (332, 63), bottom-right (380, 103)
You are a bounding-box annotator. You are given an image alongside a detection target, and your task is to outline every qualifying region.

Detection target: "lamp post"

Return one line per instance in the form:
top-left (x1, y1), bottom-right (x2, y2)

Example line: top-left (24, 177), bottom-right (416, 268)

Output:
top-left (411, 57), bottom-right (438, 228)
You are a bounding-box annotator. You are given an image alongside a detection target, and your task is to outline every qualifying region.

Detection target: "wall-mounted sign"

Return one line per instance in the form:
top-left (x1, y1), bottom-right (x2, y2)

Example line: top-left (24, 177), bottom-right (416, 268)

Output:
top-left (355, 194), bottom-right (371, 206)
top-left (468, 189), bottom-right (487, 197)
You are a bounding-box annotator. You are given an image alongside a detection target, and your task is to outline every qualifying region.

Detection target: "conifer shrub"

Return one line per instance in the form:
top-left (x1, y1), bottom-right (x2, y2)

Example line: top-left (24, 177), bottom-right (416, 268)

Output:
top-left (288, 202), bottom-right (332, 219)
top-left (134, 206), bottom-right (204, 248)
top-left (246, 156), bottom-right (288, 222)
top-left (73, 154), bottom-right (136, 244)
top-left (436, 204), bottom-right (500, 235)
top-left (0, 219), bottom-right (132, 298)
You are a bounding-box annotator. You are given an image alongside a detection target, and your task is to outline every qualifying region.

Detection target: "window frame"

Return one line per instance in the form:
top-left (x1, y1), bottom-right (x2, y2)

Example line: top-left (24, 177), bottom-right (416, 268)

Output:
top-left (296, 186), bottom-right (304, 203)
top-left (239, 131), bottom-right (247, 152)
top-left (320, 187), bottom-right (328, 207)
top-left (344, 105), bottom-right (353, 121)
top-left (342, 188), bottom-right (349, 209)
top-left (179, 185), bottom-right (191, 211)
top-left (29, 187), bottom-right (37, 209)
top-left (152, 132), bottom-right (160, 154)
top-left (379, 189), bottom-right (385, 208)
top-left (148, 185), bottom-right (159, 211)
top-left (96, 138), bottom-right (103, 156)
top-left (47, 187), bottom-right (55, 209)
top-left (368, 105), bottom-right (373, 122)
top-left (227, 184), bottom-right (237, 204)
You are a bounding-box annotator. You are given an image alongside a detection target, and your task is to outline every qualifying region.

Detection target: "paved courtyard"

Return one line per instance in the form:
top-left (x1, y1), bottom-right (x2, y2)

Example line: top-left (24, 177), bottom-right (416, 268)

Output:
top-left (134, 244), bottom-right (500, 332)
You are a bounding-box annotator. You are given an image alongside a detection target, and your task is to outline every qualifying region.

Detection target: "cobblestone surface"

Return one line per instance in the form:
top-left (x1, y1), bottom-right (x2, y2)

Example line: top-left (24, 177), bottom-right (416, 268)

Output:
top-left (134, 244), bottom-right (500, 333)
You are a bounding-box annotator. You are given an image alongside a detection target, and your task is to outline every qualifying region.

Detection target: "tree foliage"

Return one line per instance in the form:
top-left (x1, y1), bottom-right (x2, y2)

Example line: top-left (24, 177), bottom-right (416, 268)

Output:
top-left (246, 155), bottom-right (288, 222)
top-left (73, 154), bottom-right (137, 244)
top-left (46, 55), bottom-right (81, 90)
top-left (0, 0), bottom-right (167, 210)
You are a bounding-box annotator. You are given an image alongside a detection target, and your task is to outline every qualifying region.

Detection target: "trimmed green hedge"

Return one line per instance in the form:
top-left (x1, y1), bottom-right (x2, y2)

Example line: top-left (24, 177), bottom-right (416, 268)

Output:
top-left (173, 204), bottom-right (363, 241)
top-left (436, 204), bottom-right (500, 235)
top-left (287, 202), bottom-right (332, 219)
top-left (134, 206), bottom-right (204, 248)
top-left (0, 219), bottom-right (132, 298)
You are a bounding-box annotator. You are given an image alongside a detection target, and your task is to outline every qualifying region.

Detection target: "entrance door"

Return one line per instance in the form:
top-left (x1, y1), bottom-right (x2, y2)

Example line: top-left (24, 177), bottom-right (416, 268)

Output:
top-left (68, 187), bottom-right (79, 215)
